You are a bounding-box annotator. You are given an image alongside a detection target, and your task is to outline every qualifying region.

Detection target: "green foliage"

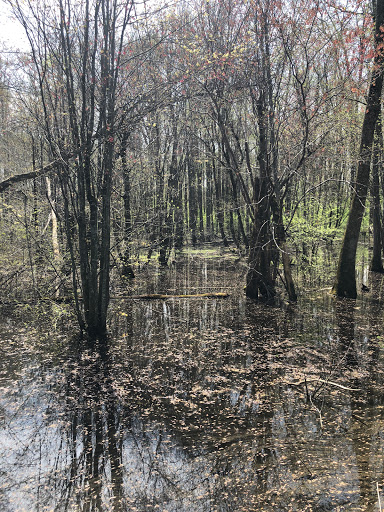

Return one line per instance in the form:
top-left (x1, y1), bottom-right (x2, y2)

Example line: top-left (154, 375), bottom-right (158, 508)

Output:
top-left (286, 200), bottom-right (345, 255)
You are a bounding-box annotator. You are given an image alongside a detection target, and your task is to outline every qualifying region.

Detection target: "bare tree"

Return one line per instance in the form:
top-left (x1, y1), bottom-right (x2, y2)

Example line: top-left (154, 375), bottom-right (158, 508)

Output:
top-left (10, 0), bottom-right (134, 336)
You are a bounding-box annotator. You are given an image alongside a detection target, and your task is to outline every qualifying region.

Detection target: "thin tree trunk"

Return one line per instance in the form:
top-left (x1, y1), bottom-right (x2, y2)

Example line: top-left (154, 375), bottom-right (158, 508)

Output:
top-left (211, 146), bottom-right (229, 247)
top-left (206, 160), bottom-right (213, 240)
top-left (197, 160), bottom-right (205, 242)
top-left (46, 177), bottom-right (61, 262)
top-left (120, 131), bottom-right (135, 278)
top-left (188, 143), bottom-right (198, 247)
top-left (46, 175), bottom-right (62, 299)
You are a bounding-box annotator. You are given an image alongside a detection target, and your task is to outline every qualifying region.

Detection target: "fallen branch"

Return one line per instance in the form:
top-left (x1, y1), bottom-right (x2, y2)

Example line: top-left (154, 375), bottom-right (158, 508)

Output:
top-left (317, 378), bottom-right (360, 391)
top-left (285, 377), bottom-right (360, 392)
top-left (117, 292), bottom-right (230, 300)
top-left (0, 160), bottom-right (59, 193)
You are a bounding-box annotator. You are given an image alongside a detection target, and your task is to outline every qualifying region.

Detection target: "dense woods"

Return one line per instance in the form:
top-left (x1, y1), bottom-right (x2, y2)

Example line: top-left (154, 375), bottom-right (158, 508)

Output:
top-left (0, 0), bottom-right (383, 336)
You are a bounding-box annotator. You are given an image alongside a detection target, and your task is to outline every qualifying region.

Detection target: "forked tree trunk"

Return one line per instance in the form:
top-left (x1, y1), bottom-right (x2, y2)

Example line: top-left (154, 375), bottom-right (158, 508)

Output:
top-left (333, 0), bottom-right (384, 297)
top-left (246, 83), bottom-right (276, 300)
top-left (270, 195), bottom-right (297, 302)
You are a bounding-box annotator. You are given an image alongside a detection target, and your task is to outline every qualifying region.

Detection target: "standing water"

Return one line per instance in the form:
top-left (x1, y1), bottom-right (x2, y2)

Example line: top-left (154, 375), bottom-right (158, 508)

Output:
top-left (1, 248), bottom-right (384, 511)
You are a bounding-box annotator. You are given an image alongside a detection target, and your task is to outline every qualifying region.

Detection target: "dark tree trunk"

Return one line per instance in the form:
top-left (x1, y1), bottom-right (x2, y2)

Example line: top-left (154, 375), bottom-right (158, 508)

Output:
top-left (246, 175), bottom-right (275, 300)
top-left (197, 160), bottom-right (205, 242)
top-left (167, 113), bottom-right (184, 252)
top-left (211, 146), bottom-right (229, 247)
top-left (370, 119), bottom-right (384, 272)
top-left (187, 143), bottom-right (198, 247)
top-left (205, 160), bottom-right (213, 240)
top-left (246, 88), bottom-right (276, 300)
top-left (229, 209), bottom-right (240, 249)
top-left (333, 0), bottom-right (384, 297)
top-left (120, 131), bottom-right (135, 279)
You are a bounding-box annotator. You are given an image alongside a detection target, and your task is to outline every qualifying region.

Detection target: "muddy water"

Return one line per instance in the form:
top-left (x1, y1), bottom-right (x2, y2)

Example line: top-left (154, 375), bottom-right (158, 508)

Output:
top-left (1, 249), bottom-right (384, 511)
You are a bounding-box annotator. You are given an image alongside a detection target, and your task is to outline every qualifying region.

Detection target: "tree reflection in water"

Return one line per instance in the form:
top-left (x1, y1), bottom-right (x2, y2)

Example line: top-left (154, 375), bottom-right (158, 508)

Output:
top-left (1, 258), bottom-right (384, 510)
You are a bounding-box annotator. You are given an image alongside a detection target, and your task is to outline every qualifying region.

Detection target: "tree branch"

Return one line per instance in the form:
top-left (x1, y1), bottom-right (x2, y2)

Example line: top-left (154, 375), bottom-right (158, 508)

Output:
top-left (0, 160), bottom-right (59, 193)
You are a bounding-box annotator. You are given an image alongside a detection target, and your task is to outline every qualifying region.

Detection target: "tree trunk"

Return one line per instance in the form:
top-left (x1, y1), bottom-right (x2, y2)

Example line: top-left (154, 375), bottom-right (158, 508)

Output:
top-left (205, 159), bottom-right (213, 240)
top-left (46, 177), bottom-right (61, 262)
top-left (120, 131), bottom-right (135, 279)
top-left (197, 159), bottom-right (205, 242)
top-left (333, 0), bottom-right (384, 297)
top-left (166, 110), bottom-right (184, 253)
top-left (246, 176), bottom-right (275, 299)
top-left (211, 146), bottom-right (229, 247)
top-left (187, 143), bottom-right (198, 247)
top-left (370, 119), bottom-right (384, 272)
top-left (246, 87), bottom-right (276, 300)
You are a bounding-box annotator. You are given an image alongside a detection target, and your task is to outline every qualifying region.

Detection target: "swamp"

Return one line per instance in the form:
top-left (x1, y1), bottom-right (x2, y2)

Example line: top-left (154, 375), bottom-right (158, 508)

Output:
top-left (1, 247), bottom-right (384, 511)
top-left (2, 0), bottom-right (384, 509)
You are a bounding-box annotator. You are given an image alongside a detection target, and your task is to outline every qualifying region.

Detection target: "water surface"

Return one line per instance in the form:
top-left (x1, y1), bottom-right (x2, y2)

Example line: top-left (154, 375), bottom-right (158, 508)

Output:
top-left (1, 249), bottom-right (384, 511)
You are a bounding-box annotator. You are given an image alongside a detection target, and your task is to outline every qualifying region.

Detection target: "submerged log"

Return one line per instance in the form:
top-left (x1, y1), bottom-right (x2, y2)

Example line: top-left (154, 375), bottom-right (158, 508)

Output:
top-left (119, 292), bottom-right (229, 300)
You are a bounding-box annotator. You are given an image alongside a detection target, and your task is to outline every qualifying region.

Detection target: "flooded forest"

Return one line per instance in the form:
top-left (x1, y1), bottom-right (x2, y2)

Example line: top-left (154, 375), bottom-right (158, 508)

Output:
top-left (2, 0), bottom-right (384, 510)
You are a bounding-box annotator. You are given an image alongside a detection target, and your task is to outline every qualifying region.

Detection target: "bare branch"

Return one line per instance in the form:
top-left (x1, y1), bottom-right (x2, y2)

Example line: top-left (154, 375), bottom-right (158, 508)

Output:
top-left (0, 160), bottom-right (58, 193)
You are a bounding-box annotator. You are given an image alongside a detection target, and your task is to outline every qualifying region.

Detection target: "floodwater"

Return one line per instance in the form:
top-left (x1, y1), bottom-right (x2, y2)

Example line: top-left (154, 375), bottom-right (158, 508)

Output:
top-left (1, 248), bottom-right (384, 511)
